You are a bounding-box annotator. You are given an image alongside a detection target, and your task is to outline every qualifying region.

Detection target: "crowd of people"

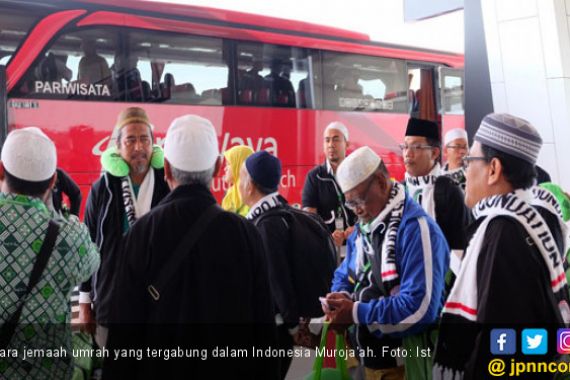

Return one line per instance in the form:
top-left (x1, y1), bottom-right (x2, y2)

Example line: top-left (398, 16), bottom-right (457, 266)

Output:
top-left (0, 106), bottom-right (569, 380)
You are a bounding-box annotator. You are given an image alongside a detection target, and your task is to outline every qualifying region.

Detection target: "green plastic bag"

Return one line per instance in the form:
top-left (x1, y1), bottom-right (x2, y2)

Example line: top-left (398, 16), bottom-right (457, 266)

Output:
top-left (71, 332), bottom-right (96, 380)
top-left (304, 322), bottom-right (351, 380)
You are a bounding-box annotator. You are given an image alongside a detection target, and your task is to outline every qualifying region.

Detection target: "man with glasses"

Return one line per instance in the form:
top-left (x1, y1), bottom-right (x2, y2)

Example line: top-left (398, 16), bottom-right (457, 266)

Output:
top-left (434, 113), bottom-right (570, 379)
top-left (401, 117), bottom-right (471, 255)
top-left (324, 146), bottom-right (449, 380)
top-left (79, 107), bottom-right (169, 348)
top-left (442, 128), bottom-right (469, 189)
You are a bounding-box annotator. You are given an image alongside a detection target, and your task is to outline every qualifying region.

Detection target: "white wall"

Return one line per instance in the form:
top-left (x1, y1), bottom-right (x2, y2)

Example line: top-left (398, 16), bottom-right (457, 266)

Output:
top-left (481, 0), bottom-right (570, 189)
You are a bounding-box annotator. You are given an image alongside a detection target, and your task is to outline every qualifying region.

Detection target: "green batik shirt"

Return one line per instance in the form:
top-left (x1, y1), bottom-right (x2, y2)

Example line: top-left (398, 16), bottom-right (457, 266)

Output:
top-left (0, 193), bottom-right (100, 380)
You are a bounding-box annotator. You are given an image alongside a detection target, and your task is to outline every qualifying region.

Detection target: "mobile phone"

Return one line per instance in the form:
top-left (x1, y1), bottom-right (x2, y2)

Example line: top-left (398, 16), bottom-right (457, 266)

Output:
top-left (335, 217), bottom-right (344, 231)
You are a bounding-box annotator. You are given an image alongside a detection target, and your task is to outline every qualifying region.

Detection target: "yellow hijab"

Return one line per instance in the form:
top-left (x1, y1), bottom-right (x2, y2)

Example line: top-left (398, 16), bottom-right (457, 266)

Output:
top-left (221, 145), bottom-right (254, 216)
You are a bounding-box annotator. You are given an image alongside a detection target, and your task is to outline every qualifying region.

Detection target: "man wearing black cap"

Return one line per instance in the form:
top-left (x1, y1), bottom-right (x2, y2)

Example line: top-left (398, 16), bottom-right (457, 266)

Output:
top-left (401, 117), bottom-right (471, 255)
top-left (240, 151), bottom-right (334, 380)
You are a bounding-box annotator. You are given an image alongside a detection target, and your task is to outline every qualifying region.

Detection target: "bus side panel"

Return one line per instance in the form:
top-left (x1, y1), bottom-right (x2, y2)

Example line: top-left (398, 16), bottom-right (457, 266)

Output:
top-left (8, 99), bottom-right (406, 215)
top-left (441, 114), bottom-right (465, 134)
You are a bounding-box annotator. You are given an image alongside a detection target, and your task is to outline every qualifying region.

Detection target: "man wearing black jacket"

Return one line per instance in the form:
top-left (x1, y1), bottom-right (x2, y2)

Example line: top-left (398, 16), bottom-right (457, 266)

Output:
top-left (302, 121), bottom-right (356, 251)
top-left (240, 150), bottom-right (333, 379)
top-left (434, 113), bottom-right (570, 380)
top-left (79, 107), bottom-right (169, 348)
top-left (106, 115), bottom-right (276, 379)
top-left (401, 118), bottom-right (471, 252)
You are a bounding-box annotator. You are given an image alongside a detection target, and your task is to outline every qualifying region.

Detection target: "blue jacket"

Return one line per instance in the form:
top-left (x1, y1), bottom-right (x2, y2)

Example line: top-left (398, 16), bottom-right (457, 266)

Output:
top-left (350, 194), bottom-right (449, 338)
top-left (331, 228), bottom-right (359, 294)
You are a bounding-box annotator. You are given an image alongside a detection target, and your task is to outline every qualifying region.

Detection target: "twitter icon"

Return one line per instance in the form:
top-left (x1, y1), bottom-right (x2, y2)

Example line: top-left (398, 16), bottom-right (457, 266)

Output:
top-left (522, 329), bottom-right (548, 355)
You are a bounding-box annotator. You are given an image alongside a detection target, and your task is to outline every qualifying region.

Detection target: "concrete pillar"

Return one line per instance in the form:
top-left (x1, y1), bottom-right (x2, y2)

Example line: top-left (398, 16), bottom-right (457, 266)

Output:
top-left (481, 0), bottom-right (570, 189)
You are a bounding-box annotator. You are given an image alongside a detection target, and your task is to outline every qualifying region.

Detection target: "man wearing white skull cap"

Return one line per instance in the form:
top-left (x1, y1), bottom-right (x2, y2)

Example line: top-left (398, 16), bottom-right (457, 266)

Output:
top-left (302, 121), bottom-right (356, 253)
top-left (324, 146), bottom-right (449, 380)
top-left (0, 127), bottom-right (99, 379)
top-left (106, 115), bottom-right (277, 380)
top-left (442, 128), bottom-right (469, 189)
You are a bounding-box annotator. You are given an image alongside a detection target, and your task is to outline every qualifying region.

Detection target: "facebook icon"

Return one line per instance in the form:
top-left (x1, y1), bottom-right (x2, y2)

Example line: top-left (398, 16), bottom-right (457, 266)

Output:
top-left (491, 329), bottom-right (516, 355)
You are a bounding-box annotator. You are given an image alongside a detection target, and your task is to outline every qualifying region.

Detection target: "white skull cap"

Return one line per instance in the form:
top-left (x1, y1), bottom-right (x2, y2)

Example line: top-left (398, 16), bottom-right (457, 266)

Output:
top-left (324, 121), bottom-right (349, 141)
top-left (164, 115), bottom-right (219, 172)
top-left (336, 146), bottom-right (381, 193)
top-left (1, 127), bottom-right (56, 182)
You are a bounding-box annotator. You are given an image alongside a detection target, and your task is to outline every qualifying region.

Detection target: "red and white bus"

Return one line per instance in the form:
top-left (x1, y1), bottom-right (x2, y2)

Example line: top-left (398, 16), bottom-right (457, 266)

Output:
top-left (0, 0), bottom-right (464, 212)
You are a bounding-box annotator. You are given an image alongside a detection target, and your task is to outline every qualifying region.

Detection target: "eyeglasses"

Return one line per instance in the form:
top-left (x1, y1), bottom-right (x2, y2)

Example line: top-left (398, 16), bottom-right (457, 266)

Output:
top-left (345, 176), bottom-right (375, 211)
top-left (462, 156), bottom-right (488, 169)
top-left (398, 143), bottom-right (434, 152)
top-left (122, 135), bottom-right (151, 148)
top-left (446, 144), bottom-right (468, 151)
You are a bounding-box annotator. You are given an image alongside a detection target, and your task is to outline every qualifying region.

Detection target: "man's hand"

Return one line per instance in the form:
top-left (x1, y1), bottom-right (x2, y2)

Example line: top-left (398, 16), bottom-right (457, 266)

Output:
top-left (332, 230), bottom-right (344, 247)
top-left (78, 303), bottom-right (96, 335)
top-left (325, 294), bottom-right (355, 333)
top-left (344, 226), bottom-right (355, 240)
top-left (327, 292), bottom-right (351, 301)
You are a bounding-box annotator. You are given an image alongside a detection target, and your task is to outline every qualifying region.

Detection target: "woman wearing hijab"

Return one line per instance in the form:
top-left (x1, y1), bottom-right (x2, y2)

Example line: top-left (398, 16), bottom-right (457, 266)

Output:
top-left (221, 145), bottom-right (254, 216)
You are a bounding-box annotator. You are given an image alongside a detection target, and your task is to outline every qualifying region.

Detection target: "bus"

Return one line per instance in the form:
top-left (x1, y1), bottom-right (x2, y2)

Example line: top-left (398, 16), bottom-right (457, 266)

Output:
top-left (0, 0), bottom-right (465, 211)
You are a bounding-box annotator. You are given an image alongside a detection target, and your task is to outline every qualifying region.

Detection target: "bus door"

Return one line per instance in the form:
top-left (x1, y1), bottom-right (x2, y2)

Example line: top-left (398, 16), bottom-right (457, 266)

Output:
top-left (438, 66), bottom-right (465, 133)
top-left (407, 63), bottom-right (438, 122)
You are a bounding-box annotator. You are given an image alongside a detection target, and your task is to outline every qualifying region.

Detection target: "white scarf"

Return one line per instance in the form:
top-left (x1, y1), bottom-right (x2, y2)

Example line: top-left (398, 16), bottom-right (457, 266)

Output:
top-left (121, 169), bottom-right (155, 226)
top-left (358, 182), bottom-right (406, 289)
top-left (246, 192), bottom-right (282, 220)
top-left (531, 186), bottom-right (569, 256)
top-left (444, 189), bottom-right (569, 323)
top-left (404, 163), bottom-right (440, 219)
top-left (442, 164), bottom-right (466, 190)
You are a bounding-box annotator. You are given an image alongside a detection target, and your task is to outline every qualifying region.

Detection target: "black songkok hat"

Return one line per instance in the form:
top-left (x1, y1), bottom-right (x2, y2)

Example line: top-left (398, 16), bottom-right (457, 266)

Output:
top-left (405, 118), bottom-right (440, 142)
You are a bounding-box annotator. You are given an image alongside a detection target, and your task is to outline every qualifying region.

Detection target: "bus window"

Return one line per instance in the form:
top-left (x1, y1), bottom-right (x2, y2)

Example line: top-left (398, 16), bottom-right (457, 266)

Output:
top-left (12, 29), bottom-right (116, 99)
top-left (236, 42), bottom-right (321, 108)
top-left (128, 31), bottom-right (230, 105)
top-left (12, 28), bottom-right (231, 105)
top-left (0, 5), bottom-right (50, 66)
top-left (322, 52), bottom-right (407, 112)
top-left (441, 70), bottom-right (464, 115)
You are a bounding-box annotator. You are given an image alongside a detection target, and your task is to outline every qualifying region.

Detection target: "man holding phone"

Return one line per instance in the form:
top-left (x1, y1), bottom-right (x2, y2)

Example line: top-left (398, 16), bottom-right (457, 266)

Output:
top-left (324, 146), bottom-right (449, 380)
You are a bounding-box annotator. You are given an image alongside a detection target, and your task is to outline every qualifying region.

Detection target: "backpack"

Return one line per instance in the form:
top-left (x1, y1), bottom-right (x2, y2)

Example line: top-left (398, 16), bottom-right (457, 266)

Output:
top-left (254, 206), bottom-right (336, 318)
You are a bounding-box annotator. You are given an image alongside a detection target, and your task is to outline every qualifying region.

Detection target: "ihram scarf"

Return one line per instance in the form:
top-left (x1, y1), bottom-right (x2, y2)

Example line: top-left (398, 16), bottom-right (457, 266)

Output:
top-left (121, 169), bottom-right (155, 227)
top-left (404, 163), bottom-right (440, 219)
top-left (245, 192), bottom-right (283, 221)
top-left (358, 182), bottom-right (406, 292)
top-left (435, 189), bottom-right (570, 379)
top-left (442, 163), bottom-right (466, 190)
